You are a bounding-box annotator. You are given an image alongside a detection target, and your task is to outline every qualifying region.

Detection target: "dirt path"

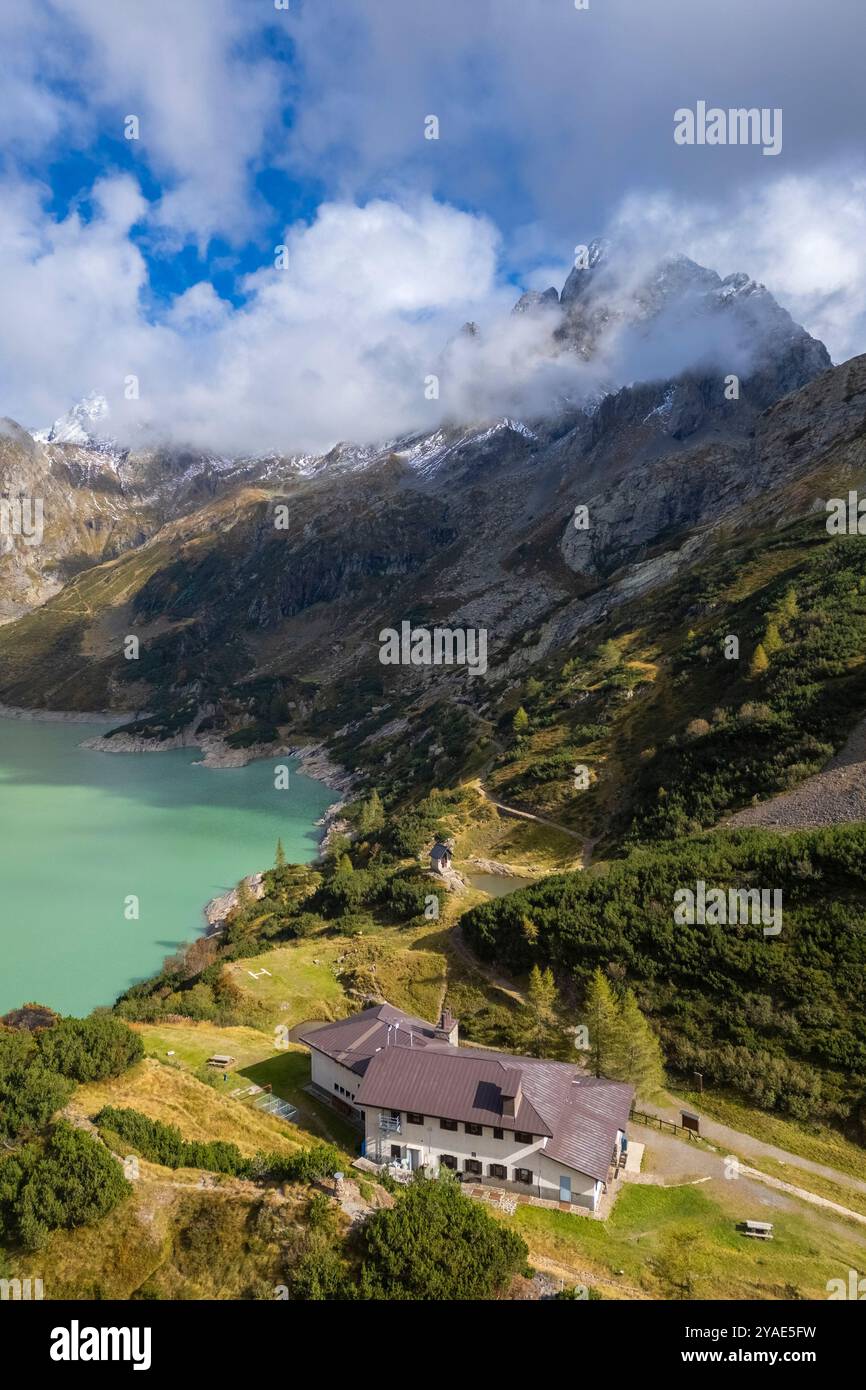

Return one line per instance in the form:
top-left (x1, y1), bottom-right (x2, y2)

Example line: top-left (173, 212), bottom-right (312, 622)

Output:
top-left (475, 778), bottom-right (594, 868)
top-left (449, 926), bottom-right (527, 1006)
top-left (629, 1124), bottom-right (866, 1237)
top-left (481, 791), bottom-right (585, 841)
top-left (640, 1099), bottom-right (866, 1197)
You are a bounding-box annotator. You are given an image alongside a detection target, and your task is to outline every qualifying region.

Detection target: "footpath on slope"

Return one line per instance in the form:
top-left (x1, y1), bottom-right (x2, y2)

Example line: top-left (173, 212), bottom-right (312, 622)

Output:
top-left (475, 778), bottom-right (593, 866)
top-left (638, 1099), bottom-right (866, 1199)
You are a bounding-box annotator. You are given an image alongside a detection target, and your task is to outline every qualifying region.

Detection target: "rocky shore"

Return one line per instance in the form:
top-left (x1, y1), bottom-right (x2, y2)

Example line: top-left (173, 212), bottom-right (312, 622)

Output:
top-left (76, 722), bottom-right (357, 796)
top-left (80, 727), bottom-right (196, 754)
top-left (468, 856), bottom-right (523, 877)
top-left (281, 741), bottom-right (357, 795)
top-left (204, 872), bottom-right (266, 935)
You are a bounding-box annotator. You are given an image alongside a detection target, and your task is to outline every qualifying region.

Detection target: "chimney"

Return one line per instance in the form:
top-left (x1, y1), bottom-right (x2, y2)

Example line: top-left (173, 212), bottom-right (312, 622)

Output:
top-left (434, 1007), bottom-right (459, 1046)
top-left (500, 1068), bottom-right (522, 1118)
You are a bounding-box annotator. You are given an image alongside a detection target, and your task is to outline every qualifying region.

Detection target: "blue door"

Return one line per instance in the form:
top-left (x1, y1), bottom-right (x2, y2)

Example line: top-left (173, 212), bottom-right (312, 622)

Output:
top-left (559, 1175), bottom-right (571, 1203)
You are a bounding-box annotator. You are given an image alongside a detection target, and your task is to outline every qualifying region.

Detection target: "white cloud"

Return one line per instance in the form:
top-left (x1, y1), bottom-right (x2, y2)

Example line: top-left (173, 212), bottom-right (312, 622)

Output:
top-left (0, 185), bottom-right (559, 453)
top-left (610, 172), bottom-right (866, 364)
top-left (0, 0), bottom-right (287, 246)
top-left (2, 169), bottom-right (865, 458)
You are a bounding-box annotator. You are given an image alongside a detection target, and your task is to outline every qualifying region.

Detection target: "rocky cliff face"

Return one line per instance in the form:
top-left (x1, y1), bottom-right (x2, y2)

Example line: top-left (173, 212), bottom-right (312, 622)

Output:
top-left (0, 414), bottom-right (312, 622)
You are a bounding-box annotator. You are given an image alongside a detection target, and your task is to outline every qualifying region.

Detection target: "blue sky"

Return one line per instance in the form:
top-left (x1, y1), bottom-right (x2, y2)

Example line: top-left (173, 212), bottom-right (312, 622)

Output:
top-left (1, 0), bottom-right (865, 451)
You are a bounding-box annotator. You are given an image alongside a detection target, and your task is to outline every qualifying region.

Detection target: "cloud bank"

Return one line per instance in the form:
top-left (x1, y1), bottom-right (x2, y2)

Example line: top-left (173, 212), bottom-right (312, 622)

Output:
top-left (3, 169), bottom-right (866, 455)
top-left (1, 1), bottom-right (865, 453)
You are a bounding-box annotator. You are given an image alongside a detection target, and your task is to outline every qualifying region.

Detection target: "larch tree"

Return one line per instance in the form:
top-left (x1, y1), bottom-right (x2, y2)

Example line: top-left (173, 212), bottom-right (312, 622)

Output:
top-left (615, 989), bottom-right (666, 1100)
top-left (582, 968), bottom-right (622, 1078)
top-left (512, 706), bottom-right (529, 734)
top-left (521, 965), bottom-right (559, 1058)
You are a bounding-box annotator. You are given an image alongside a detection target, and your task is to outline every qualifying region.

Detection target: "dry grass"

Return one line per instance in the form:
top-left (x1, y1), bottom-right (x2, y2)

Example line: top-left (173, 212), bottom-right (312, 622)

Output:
top-left (14, 1178), bottom-right (312, 1300)
top-left (68, 1056), bottom-right (306, 1156)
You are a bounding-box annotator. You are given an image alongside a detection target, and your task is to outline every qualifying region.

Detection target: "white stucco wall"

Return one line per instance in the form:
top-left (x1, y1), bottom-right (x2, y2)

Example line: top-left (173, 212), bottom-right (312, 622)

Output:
top-left (309, 1047), bottom-right (363, 1115)
top-left (361, 1108), bottom-right (603, 1209)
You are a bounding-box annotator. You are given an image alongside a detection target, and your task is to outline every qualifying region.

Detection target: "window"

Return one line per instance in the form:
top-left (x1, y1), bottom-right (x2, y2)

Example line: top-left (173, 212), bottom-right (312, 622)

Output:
top-left (465, 1122), bottom-right (482, 1136)
top-left (489, 1163), bottom-right (507, 1180)
top-left (514, 1131), bottom-right (533, 1145)
top-left (390, 1145), bottom-right (402, 1160)
top-left (493, 1127), bottom-right (504, 1141)
top-left (440, 1117), bottom-right (458, 1131)
top-left (465, 1159), bottom-right (482, 1176)
top-left (515, 1168), bottom-right (532, 1185)
top-left (407, 1111), bottom-right (424, 1126)
top-left (440, 1154), bottom-right (457, 1170)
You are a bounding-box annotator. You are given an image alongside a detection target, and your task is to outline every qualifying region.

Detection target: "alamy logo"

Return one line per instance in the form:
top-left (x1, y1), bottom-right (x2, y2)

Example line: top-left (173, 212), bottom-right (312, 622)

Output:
top-left (0, 496), bottom-right (43, 546)
top-left (827, 1269), bottom-right (866, 1299)
top-left (0, 1277), bottom-right (43, 1300)
top-left (826, 492), bottom-right (866, 534)
top-left (674, 102), bottom-right (782, 156)
top-left (50, 1320), bottom-right (152, 1371)
top-left (673, 880), bottom-right (782, 936)
top-left (379, 621), bottom-right (487, 675)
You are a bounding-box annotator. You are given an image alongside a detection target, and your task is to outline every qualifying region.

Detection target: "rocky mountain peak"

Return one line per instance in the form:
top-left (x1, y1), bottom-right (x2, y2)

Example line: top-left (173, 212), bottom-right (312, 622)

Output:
top-left (512, 286), bottom-right (560, 315)
top-left (32, 391), bottom-right (112, 449)
top-left (559, 236), bottom-right (608, 307)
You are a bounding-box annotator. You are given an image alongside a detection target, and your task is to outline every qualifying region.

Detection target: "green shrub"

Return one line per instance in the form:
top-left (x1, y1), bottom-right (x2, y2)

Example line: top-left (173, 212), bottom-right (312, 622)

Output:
top-left (0, 1031), bottom-right (76, 1142)
top-left (38, 1014), bottom-right (144, 1082)
top-left (0, 1122), bottom-right (131, 1250)
top-left (357, 1175), bottom-right (527, 1300)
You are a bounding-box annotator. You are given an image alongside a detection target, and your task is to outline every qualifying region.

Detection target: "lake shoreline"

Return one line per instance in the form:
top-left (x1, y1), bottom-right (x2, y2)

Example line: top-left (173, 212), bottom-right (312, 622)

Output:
top-left (0, 701), bottom-right (118, 724)
top-left (0, 712), bottom-right (342, 1016)
top-left (0, 700), bottom-right (356, 792)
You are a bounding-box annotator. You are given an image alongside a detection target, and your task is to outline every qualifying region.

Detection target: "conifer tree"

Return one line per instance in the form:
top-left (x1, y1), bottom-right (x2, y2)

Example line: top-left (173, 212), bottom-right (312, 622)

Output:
top-left (513, 706), bottom-right (529, 734)
top-left (521, 965), bottom-right (558, 1057)
top-left (750, 643), bottom-right (769, 677)
top-left (597, 639), bottom-right (619, 671)
top-left (763, 621), bottom-right (783, 655)
top-left (780, 586), bottom-right (798, 620)
top-left (235, 876), bottom-right (255, 924)
top-left (583, 968), bottom-right (621, 1078)
top-left (521, 916), bottom-right (539, 947)
top-left (615, 989), bottom-right (666, 1100)
top-left (359, 789), bottom-right (384, 835)
top-left (275, 838), bottom-right (286, 869)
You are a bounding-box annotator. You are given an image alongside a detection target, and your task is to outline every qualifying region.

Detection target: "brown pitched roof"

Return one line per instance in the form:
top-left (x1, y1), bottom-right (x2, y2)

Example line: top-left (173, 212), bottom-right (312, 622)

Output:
top-left (296, 1003), bottom-right (442, 1077)
top-left (353, 1046), bottom-right (553, 1136)
top-left (300, 1003), bottom-right (634, 1182)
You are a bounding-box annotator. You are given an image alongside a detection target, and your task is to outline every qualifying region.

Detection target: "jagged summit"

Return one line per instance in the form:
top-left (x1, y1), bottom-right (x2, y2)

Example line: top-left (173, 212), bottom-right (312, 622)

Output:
top-left (513, 286), bottom-right (559, 315)
top-left (32, 390), bottom-right (112, 448)
top-left (559, 236), bottom-right (608, 307)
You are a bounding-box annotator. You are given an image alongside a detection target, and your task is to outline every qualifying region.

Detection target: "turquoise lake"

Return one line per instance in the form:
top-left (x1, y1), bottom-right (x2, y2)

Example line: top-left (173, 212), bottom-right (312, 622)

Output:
top-left (0, 717), bottom-right (335, 1017)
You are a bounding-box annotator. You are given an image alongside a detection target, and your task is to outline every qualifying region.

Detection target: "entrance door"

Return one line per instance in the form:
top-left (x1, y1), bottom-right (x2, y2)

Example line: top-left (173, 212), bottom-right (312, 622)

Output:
top-left (559, 1175), bottom-right (571, 1203)
top-left (408, 1148), bottom-right (421, 1171)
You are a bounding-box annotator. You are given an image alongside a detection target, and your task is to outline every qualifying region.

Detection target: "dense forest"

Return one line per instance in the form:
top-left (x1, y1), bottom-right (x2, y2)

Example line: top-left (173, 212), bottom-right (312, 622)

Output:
top-left (461, 824), bottom-right (866, 1135)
